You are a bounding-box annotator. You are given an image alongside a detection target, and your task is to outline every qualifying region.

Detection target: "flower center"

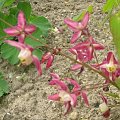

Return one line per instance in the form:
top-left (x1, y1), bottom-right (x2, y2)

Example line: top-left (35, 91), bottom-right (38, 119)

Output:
top-left (59, 91), bottom-right (71, 102)
top-left (106, 64), bottom-right (117, 73)
top-left (18, 48), bottom-right (33, 65)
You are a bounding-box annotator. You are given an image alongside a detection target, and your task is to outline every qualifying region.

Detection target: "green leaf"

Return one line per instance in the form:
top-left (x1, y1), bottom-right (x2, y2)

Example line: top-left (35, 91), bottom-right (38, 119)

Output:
top-left (9, 7), bottom-right (19, 17)
top-left (1, 43), bottom-right (19, 65)
top-left (0, 14), bottom-right (17, 45)
top-left (115, 78), bottom-right (120, 89)
top-left (33, 49), bottom-right (43, 60)
top-left (17, 1), bottom-right (31, 20)
top-left (0, 0), bottom-right (15, 9)
top-left (106, 92), bottom-right (119, 98)
top-left (110, 11), bottom-right (120, 61)
top-left (103, 0), bottom-right (114, 13)
top-left (30, 15), bottom-right (52, 36)
top-left (25, 28), bottom-right (46, 47)
top-left (103, 0), bottom-right (120, 13)
top-left (3, 0), bottom-right (15, 7)
top-left (0, 72), bottom-right (9, 97)
top-left (73, 5), bottom-right (93, 22)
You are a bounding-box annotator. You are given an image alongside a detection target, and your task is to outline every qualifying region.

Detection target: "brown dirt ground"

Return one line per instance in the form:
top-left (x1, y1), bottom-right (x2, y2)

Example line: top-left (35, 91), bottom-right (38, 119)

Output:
top-left (0, 0), bottom-right (120, 120)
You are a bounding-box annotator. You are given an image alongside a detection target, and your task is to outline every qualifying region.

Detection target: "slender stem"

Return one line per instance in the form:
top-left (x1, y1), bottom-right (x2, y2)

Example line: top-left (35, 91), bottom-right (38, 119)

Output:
top-left (0, 35), bottom-right (10, 41)
top-left (0, 17), bottom-right (119, 89)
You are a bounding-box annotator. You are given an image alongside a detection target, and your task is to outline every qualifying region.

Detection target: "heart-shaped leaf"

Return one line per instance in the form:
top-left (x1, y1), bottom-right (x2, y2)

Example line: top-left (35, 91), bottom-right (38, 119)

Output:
top-left (1, 43), bottom-right (19, 65)
top-left (30, 15), bottom-right (52, 37)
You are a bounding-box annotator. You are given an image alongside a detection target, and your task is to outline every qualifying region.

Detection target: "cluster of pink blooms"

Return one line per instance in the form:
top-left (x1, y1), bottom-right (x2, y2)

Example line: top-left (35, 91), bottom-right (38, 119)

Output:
top-left (4, 11), bottom-right (56, 76)
top-left (64, 12), bottom-right (120, 84)
top-left (64, 12), bottom-right (120, 117)
top-left (48, 73), bottom-right (89, 114)
top-left (3, 11), bottom-right (120, 118)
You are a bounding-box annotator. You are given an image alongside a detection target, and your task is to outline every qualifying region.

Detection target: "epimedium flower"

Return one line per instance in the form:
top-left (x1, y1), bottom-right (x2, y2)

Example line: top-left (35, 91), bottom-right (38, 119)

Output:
top-left (5, 40), bottom-right (42, 76)
top-left (4, 11), bottom-right (36, 43)
top-left (48, 73), bottom-right (89, 115)
top-left (95, 52), bottom-right (120, 82)
top-left (69, 36), bottom-right (105, 62)
top-left (64, 12), bottom-right (89, 43)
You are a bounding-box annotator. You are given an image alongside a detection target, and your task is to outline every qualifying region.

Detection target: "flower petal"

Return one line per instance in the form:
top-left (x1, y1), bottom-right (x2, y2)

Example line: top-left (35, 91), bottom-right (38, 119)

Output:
top-left (25, 25), bottom-right (36, 34)
top-left (69, 48), bottom-right (78, 55)
top-left (50, 73), bottom-right (60, 80)
top-left (46, 55), bottom-right (54, 69)
top-left (4, 26), bottom-right (20, 36)
top-left (64, 102), bottom-right (71, 115)
top-left (41, 52), bottom-right (51, 63)
top-left (70, 31), bottom-right (82, 44)
top-left (71, 64), bottom-right (82, 71)
top-left (5, 40), bottom-right (25, 50)
top-left (64, 18), bottom-right (78, 32)
top-left (81, 90), bottom-right (89, 106)
top-left (49, 80), bottom-right (68, 91)
top-left (18, 11), bottom-right (26, 28)
top-left (32, 55), bottom-right (42, 76)
top-left (17, 33), bottom-right (25, 43)
top-left (81, 12), bottom-right (89, 28)
top-left (48, 94), bottom-right (60, 101)
top-left (70, 94), bottom-right (77, 107)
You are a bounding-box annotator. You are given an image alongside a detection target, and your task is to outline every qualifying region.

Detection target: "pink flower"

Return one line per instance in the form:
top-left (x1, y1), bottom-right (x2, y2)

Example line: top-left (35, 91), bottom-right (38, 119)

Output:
top-left (99, 94), bottom-right (110, 118)
top-left (41, 52), bottom-right (54, 69)
top-left (69, 36), bottom-right (104, 62)
top-left (4, 11), bottom-right (36, 43)
top-left (64, 12), bottom-right (89, 43)
top-left (48, 73), bottom-right (89, 114)
top-left (5, 40), bottom-right (42, 75)
top-left (95, 52), bottom-right (120, 82)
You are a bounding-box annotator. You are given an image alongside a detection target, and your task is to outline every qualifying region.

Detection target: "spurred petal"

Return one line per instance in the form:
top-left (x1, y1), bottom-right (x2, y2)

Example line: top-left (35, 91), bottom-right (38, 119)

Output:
top-left (32, 55), bottom-right (42, 76)
top-left (4, 26), bottom-right (20, 36)
top-left (64, 18), bottom-right (78, 32)
top-left (81, 12), bottom-right (89, 28)
top-left (46, 55), bottom-right (54, 69)
top-left (5, 40), bottom-right (25, 50)
top-left (81, 90), bottom-right (89, 106)
top-left (18, 33), bottom-right (25, 43)
top-left (70, 94), bottom-right (77, 107)
top-left (48, 94), bottom-right (60, 101)
top-left (18, 11), bottom-right (26, 28)
top-left (70, 31), bottom-right (82, 44)
top-left (71, 64), bottom-right (82, 71)
top-left (25, 25), bottom-right (36, 34)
